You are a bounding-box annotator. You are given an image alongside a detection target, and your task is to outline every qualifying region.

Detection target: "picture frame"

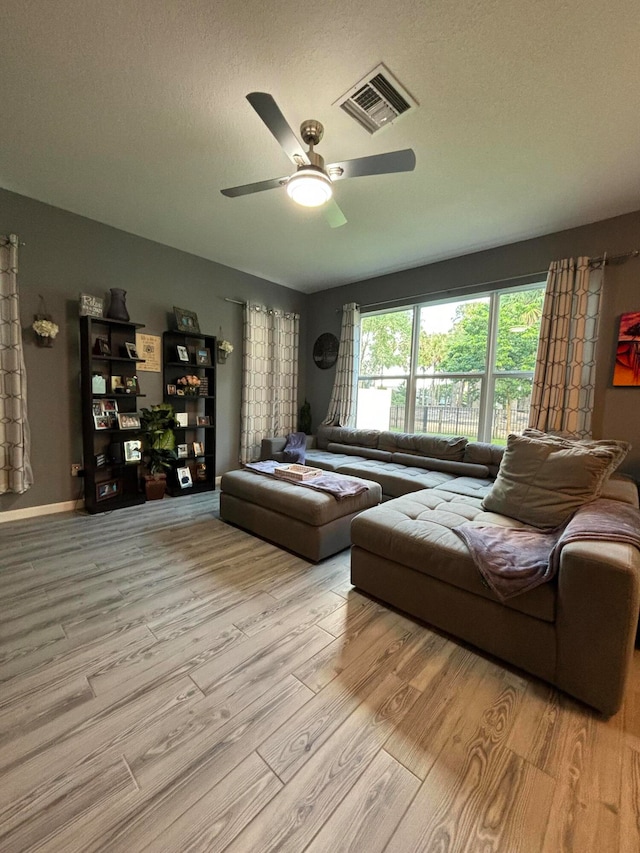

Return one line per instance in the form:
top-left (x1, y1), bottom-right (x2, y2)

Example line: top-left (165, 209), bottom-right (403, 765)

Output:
top-left (196, 348), bottom-right (211, 366)
top-left (102, 399), bottom-right (118, 413)
top-left (123, 439), bottom-right (142, 463)
top-left (79, 293), bottom-right (104, 318)
top-left (111, 375), bottom-right (125, 393)
top-left (94, 414), bottom-right (112, 430)
top-left (197, 415), bottom-right (210, 426)
top-left (177, 465), bottom-right (193, 489)
top-left (192, 441), bottom-right (204, 456)
top-left (174, 307), bottom-right (200, 334)
top-left (176, 345), bottom-right (190, 362)
top-left (94, 337), bottom-right (111, 356)
top-left (117, 413), bottom-right (141, 430)
top-left (176, 412), bottom-right (189, 428)
top-left (613, 311), bottom-right (640, 386)
top-left (177, 443), bottom-right (188, 459)
top-left (166, 383), bottom-right (177, 396)
top-left (125, 342), bottom-right (140, 360)
top-left (96, 479), bottom-right (121, 502)
top-left (92, 401), bottom-right (103, 417)
top-left (196, 462), bottom-right (207, 481)
top-left (125, 375), bottom-right (139, 394)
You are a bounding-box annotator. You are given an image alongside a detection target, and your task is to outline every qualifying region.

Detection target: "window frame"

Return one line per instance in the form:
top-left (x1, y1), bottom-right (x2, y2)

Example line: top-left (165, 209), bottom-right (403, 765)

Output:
top-left (356, 282), bottom-right (545, 441)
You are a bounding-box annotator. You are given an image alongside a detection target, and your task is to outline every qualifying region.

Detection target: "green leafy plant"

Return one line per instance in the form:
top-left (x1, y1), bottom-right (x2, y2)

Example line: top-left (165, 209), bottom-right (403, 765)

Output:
top-left (138, 403), bottom-right (178, 476)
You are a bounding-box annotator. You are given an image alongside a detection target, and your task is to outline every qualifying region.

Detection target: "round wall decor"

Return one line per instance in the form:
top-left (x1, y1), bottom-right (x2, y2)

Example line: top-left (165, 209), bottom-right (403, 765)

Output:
top-left (313, 333), bottom-right (339, 369)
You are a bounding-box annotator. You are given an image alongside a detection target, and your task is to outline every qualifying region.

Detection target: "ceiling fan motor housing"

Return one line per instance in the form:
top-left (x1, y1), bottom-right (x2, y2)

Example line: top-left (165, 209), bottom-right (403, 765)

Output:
top-left (300, 119), bottom-right (324, 147)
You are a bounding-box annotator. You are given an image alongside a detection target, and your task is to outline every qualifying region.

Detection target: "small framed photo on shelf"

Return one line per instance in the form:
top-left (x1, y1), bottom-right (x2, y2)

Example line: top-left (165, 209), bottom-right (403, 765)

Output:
top-left (117, 413), bottom-right (141, 430)
top-left (177, 443), bottom-right (188, 459)
top-left (96, 479), bottom-right (121, 502)
top-left (173, 307), bottom-right (200, 334)
top-left (102, 399), bottom-right (118, 413)
top-left (124, 342), bottom-right (140, 360)
top-left (177, 466), bottom-right (193, 489)
top-left (123, 439), bottom-right (142, 463)
top-left (166, 384), bottom-right (177, 396)
top-left (176, 345), bottom-right (190, 362)
top-left (92, 401), bottom-right (103, 417)
top-left (111, 375), bottom-right (125, 393)
top-left (196, 348), bottom-right (211, 366)
top-left (176, 412), bottom-right (189, 428)
top-left (196, 462), bottom-right (207, 481)
top-left (192, 441), bottom-right (204, 456)
top-left (197, 416), bottom-right (210, 426)
top-left (94, 414), bottom-right (113, 430)
top-left (93, 337), bottom-right (111, 356)
top-left (125, 375), bottom-right (139, 394)
top-left (79, 293), bottom-right (104, 318)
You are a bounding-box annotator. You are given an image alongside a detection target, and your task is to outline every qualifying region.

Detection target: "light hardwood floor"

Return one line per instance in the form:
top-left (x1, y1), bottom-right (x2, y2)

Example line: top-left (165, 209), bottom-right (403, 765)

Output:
top-left (1, 492), bottom-right (639, 852)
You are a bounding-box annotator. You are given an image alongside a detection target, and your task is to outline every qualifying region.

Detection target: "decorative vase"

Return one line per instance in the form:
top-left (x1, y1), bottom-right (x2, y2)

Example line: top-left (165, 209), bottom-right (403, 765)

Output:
top-left (217, 349), bottom-right (228, 364)
top-left (106, 288), bottom-right (130, 322)
top-left (36, 334), bottom-right (53, 348)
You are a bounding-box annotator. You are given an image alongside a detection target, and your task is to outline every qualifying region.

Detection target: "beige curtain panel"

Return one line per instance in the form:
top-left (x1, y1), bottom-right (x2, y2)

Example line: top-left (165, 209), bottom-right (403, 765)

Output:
top-left (240, 303), bottom-right (299, 463)
top-left (529, 256), bottom-right (602, 439)
top-left (0, 235), bottom-right (33, 494)
top-left (323, 302), bottom-right (361, 427)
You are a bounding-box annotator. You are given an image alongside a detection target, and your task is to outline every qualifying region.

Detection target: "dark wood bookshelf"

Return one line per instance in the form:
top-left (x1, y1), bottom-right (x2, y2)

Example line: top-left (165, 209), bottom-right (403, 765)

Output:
top-left (163, 330), bottom-right (217, 497)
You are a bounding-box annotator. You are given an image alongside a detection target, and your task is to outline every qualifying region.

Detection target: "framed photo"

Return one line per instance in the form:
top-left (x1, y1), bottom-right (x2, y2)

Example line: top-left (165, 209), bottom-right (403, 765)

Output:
top-left (92, 401), bottom-right (103, 417)
top-left (177, 465), bottom-right (193, 489)
top-left (176, 412), bottom-right (189, 427)
top-left (166, 383), bottom-right (177, 396)
top-left (102, 399), bottom-right (118, 413)
top-left (197, 415), bottom-right (210, 426)
top-left (176, 345), bottom-right (190, 362)
top-left (174, 307), bottom-right (200, 334)
top-left (196, 462), bottom-right (207, 481)
top-left (94, 337), bottom-right (111, 356)
top-left (94, 414), bottom-right (112, 430)
top-left (96, 479), bottom-right (121, 502)
top-left (125, 375), bottom-right (139, 394)
top-left (111, 375), bottom-right (125, 393)
top-left (192, 441), bottom-right (204, 456)
top-left (196, 348), bottom-right (211, 366)
top-left (123, 439), bottom-right (142, 463)
top-left (125, 342), bottom-right (140, 360)
top-left (177, 443), bottom-right (188, 459)
top-left (613, 311), bottom-right (640, 386)
top-left (117, 413), bottom-right (141, 430)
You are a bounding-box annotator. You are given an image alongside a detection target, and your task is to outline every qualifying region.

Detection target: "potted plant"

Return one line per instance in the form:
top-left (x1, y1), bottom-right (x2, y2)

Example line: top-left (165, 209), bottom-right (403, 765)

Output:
top-left (138, 403), bottom-right (179, 500)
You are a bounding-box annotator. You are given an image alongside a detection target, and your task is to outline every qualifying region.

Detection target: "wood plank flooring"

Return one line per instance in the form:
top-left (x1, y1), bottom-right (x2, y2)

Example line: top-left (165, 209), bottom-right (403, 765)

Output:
top-left (0, 492), bottom-right (638, 852)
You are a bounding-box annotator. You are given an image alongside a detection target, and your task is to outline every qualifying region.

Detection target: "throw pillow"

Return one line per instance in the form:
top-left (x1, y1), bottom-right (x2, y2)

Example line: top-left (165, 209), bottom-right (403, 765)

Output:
top-left (282, 431), bottom-right (306, 464)
top-left (481, 432), bottom-right (630, 530)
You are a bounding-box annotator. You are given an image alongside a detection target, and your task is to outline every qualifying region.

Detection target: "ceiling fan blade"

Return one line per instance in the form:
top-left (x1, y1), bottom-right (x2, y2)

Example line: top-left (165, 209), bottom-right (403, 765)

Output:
top-left (246, 92), bottom-right (309, 166)
top-left (324, 199), bottom-right (347, 228)
top-left (221, 175), bottom-right (288, 198)
top-left (327, 148), bottom-right (416, 181)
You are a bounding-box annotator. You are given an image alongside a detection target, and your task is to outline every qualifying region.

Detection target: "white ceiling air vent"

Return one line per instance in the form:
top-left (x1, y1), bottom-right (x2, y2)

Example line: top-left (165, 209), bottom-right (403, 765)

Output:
top-left (335, 64), bottom-right (417, 134)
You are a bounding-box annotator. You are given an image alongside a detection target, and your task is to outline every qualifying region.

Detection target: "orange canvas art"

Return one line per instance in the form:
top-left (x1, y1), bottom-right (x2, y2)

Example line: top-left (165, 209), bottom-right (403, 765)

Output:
top-left (613, 311), bottom-right (640, 386)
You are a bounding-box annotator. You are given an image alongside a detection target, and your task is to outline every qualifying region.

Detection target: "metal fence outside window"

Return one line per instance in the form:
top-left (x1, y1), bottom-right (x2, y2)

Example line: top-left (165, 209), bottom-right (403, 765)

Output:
top-left (389, 405), bottom-right (530, 440)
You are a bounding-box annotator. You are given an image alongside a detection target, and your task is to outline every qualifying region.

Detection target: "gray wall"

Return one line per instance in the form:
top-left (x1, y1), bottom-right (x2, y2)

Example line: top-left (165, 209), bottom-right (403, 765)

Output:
top-left (0, 188), bottom-right (306, 513)
top-left (306, 209), bottom-right (640, 478)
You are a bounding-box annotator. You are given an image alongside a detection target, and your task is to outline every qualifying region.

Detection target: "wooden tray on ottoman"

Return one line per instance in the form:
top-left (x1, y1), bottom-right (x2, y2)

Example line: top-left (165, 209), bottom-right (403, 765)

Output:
top-left (273, 464), bottom-right (323, 482)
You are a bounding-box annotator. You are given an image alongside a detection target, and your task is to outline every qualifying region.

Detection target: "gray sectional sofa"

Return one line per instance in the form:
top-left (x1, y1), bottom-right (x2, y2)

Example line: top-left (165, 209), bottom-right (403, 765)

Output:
top-left (260, 426), bottom-right (640, 715)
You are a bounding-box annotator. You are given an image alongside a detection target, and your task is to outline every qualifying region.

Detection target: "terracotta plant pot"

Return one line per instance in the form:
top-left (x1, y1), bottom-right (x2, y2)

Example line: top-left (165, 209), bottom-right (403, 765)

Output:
top-left (143, 473), bottom-right (167, 501)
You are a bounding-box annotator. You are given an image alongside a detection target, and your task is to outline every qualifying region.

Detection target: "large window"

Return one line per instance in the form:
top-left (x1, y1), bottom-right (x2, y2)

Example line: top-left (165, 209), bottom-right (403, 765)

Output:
top-left (356, 284), bottom-right (545, 443)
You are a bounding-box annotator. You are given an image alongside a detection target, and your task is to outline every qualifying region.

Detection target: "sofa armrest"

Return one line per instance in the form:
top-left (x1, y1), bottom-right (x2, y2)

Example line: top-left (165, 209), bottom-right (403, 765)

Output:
top-left (555, 540), bottom-right (640, 716)
top-left (260, 435), bottom-right (317, 461)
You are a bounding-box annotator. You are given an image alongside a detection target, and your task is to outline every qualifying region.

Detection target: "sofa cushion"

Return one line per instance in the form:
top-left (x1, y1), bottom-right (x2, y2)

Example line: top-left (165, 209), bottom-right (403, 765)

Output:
top-left (378, 431), bottom-right (467, 461)
top-left (463, 441), bottom-right (505, 477)
top-left (328, 442), bottom-right (392, 462)
top-left (391, 452), bottom-right (490, 478)
top-left (436, 477), bottom-right (495, 499)
top-left (335, 460), bottom-right (456, 497)
top-left (482, 432), bottom-right (631, 530)
top-left (351, 489), bottom-right (555, 621)
top-left (304, 449), bottom-right (367, 472)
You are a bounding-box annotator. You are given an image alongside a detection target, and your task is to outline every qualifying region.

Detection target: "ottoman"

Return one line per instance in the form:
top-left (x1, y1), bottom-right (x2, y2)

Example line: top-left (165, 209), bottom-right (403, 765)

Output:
top-left (220, 469), bottom-right (382, 561)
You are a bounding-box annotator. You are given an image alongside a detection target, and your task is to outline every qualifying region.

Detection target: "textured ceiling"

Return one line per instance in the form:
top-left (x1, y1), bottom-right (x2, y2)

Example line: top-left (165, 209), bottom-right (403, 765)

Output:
top-left (2, 0), bottom-right (639, 292)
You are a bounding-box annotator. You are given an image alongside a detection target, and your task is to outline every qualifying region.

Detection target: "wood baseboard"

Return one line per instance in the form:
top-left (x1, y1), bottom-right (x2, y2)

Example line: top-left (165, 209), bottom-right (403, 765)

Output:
top-left (0, 500), bottom-right (77, 524)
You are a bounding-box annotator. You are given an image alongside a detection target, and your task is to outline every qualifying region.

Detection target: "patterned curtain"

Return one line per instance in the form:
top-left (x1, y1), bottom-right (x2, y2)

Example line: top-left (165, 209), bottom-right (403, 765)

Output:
top-left (0, 235), bottom-right (33, 494)
top-left (323, 302), bottom-right (361, 426)
top-left (529, 256), bottom-right (602, 439)
top-left (240, 303), bottom-right (299, 463)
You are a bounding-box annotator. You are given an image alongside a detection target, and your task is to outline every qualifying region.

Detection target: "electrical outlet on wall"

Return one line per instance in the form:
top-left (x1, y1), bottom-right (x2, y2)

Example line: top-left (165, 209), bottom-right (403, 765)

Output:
top-left (71, 464), bottom-right (82, 477)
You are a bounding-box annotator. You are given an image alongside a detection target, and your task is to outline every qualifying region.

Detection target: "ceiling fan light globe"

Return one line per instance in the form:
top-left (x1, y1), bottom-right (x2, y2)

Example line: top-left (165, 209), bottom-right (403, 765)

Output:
top-left (286, 169), bottom-right (333, 207)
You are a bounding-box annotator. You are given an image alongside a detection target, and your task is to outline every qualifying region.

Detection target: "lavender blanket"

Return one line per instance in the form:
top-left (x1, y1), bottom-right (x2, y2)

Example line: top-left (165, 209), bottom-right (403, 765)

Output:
top-left (244, 460), bottom-right (369, 500)
top-left (453, 498), bottom-right (640, 601)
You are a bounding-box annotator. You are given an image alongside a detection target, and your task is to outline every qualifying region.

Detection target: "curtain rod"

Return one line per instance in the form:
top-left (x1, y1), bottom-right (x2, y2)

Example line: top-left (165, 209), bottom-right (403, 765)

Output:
top-left (352, 249), bottom-right (639, 312)
top-left (223, 297), bottom-right (299, 318)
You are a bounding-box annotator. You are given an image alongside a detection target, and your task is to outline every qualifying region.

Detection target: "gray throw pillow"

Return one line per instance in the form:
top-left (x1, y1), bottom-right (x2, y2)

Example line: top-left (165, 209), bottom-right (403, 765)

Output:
top-left (482, 432), bottom-right (630, 530)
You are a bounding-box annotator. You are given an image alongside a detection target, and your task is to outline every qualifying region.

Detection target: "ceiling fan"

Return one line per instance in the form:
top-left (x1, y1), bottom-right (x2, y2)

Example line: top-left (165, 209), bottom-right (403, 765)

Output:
top-left (220, 92), bottom-right (416, 228)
